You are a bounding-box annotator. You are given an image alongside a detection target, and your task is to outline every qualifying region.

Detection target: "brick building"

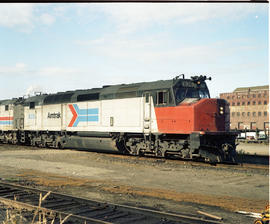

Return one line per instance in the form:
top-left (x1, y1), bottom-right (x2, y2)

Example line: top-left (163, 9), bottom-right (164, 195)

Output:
top-left (220, 85), bottom-right (269, 130)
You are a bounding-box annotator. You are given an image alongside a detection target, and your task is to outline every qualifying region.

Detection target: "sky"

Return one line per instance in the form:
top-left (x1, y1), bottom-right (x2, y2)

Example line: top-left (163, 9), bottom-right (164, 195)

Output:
top-left (0, 3), bottom-right (268, 99)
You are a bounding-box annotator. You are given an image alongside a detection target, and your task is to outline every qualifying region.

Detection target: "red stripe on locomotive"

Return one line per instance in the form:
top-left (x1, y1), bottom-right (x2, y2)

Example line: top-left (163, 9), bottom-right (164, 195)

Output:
top-left (0, 117), bottom-right (13, 121)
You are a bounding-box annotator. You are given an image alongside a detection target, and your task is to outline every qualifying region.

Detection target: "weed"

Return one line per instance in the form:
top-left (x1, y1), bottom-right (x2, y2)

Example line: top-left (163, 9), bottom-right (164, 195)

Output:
top-left (0, 191), bottom-right (71, 224)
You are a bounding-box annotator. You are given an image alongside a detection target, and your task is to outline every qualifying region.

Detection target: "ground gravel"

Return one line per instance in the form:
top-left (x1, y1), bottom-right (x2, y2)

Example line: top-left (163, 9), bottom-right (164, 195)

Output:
top-left (0, 143), bottom-right (268, 224)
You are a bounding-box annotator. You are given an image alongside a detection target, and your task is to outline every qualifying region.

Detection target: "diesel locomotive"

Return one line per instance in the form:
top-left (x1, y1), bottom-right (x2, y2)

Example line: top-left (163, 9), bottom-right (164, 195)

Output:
top-left (0, 75), bottom-right (237, 163)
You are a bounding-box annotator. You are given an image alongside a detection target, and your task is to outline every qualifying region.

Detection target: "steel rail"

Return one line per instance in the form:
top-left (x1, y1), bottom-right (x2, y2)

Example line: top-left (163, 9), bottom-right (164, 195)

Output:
top-left (0, 197), bottom-right (113, 224)
top-left (0, 181), bottom-right (223, 224)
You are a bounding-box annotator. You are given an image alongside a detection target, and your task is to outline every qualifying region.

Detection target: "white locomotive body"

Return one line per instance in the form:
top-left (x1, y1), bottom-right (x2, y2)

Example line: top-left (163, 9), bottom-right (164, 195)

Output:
top-left (0, 76), bottom-right (238, 163)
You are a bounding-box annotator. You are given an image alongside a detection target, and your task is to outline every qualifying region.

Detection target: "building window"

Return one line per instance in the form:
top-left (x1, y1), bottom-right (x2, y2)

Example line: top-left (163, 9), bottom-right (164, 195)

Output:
top-left (232, 96), bottom-right (235, 99)
top-left (258, 94), bottom-right (261, 98)
top-left (242, 112), bottom-right (245, 117)
top-left (251, 122), bottom-right (256, 130)
top-left (237, 102), bottom-right (240, 106)
top-left (258, 112), bottom-right (261, 116)
top-left (227, 96), bottom-right (230, 99)
top-left (237, 112), bottom-right (240, 116)
top-left (253, 101), bottom-right (256, 105)
top-left (264, 111), bottom-right (267, 116)
top-left (264, 101), bottom-right (267, 105)
top-left (253, 94), bottom-right (256, 98)
top-left (232, 102), bottom-right (235, 106)
top-left (253, 112), bottom-right (256, 117)
top-left (258, 101), bottom-right (261, 105)
top-left (5, 105), bottom-right (9, 111)
top-left (232, 112), bottom-right (235, 117)
top-left (247, 95), bottom-right (250, 98)
top-left (247, 112), bottom-right (250, 117)
top-left (247, 101), bottom-right (250, 105)
top-left (242, 102), bottom-right (245, 105)
top-left (238, 122), bottom-right (243, 129)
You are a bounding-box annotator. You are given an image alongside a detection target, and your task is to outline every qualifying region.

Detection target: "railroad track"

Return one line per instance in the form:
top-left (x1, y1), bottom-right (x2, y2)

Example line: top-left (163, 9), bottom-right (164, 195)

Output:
top-left (0, 143), bottom-right (268, 169)
top-left (61, 146), bottom-right (269, 168)
top-left (0, 181), bottom-right (223, 224)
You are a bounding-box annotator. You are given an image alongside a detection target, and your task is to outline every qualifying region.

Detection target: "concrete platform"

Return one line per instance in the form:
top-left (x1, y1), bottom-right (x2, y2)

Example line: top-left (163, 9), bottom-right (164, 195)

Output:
top-left (236, 142), bottom-right (269, 156)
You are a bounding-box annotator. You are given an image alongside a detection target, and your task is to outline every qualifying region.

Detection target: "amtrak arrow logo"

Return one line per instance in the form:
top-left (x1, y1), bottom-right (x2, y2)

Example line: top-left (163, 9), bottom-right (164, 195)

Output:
top-left (68, 104), bottom-right (99, 127)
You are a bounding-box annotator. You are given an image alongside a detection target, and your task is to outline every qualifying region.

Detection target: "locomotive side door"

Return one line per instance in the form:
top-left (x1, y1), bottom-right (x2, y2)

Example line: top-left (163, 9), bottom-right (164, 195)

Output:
top-left (143, 92), bottom-right (151, 135)
top-left (13, 105), bottom-right (24, 130)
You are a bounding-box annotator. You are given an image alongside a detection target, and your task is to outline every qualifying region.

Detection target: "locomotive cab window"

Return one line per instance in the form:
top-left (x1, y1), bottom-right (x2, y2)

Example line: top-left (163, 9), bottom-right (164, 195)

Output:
top-left (157, 91), bottom-right (167, 105)
top-left (5, 105), bottom-right (9, 111)
top-left (174, 85), bottom-right (210, 105)
top-left (29, 102), bottom-right (35, 109)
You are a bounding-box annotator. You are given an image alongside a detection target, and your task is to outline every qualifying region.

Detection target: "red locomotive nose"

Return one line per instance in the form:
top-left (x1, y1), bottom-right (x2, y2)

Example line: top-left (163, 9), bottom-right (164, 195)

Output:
top-left (155, 98), bottom-right (226, 134)
top-left (193, 98), bottom-right (226, 132)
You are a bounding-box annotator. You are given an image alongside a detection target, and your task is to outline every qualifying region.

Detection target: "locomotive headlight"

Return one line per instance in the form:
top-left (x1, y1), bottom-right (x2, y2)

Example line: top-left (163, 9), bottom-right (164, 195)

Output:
top-left (219, 106), bottom-right (224, 115)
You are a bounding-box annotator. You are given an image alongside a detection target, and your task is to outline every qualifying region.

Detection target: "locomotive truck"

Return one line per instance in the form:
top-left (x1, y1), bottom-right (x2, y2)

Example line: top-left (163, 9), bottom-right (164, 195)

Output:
top-left (0, 75), bottom-right (237, 163)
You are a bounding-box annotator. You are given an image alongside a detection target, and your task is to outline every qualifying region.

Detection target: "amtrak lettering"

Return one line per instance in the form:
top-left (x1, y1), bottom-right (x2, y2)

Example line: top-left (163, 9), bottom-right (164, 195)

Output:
top-left (48, 112), bottom-right (61, 119)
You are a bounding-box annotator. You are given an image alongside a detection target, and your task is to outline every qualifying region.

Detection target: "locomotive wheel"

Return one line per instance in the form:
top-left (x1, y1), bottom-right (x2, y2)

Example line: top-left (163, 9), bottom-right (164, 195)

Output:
top-left (204, 154), bottom-right (221, 164)
top-left (57, 142), bottom-right (63, 149)
top-left (11, 139), bottom-right (17, 145)
top-left (155, 149), bottom-right (163, 157)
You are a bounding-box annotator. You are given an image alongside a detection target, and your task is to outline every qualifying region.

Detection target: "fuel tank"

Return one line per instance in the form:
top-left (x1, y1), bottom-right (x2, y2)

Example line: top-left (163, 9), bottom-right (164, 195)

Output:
top-left (64, 136), bottom-right (119, 152)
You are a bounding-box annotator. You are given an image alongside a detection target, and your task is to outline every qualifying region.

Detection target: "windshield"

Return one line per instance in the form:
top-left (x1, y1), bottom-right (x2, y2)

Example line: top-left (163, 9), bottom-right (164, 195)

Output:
top-left (174, 87), bottom-right (210, 105)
